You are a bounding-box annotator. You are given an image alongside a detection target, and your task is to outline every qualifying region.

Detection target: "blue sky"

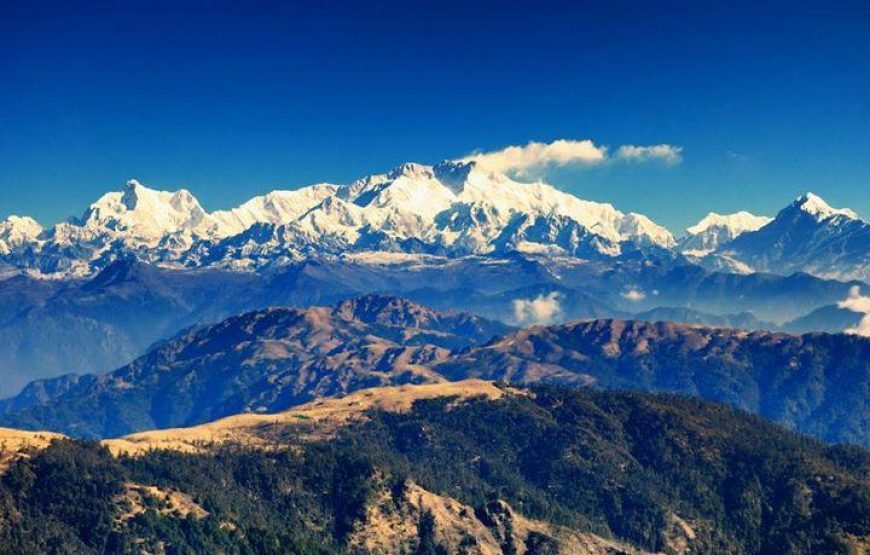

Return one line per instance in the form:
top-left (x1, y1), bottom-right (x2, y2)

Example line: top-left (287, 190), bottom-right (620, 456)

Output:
top-left (1, 0), bottom-right (868, 232)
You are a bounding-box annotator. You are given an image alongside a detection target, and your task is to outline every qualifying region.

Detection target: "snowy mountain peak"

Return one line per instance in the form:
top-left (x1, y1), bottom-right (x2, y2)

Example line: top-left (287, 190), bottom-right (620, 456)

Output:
top-left (210, 184), bottom-right (338, 238)
top-left (618, 213), bottom-right (677, 248)
top-left (695, 194), bottom-right (869, 282)
top-left (793, 192), bottom-right (858, 221)
top-left (0, 215), bottom-right (43, 237)
top-left (686, 211), bottom-right (772, 236)
top-left (1, 164), bottom-right (685, 274)
top-left (0, 215), bottom-right (43, 254)
top-left (81, 179), bottom-right (210, 239)
top-left (679, 211), bottom-right (772, 257)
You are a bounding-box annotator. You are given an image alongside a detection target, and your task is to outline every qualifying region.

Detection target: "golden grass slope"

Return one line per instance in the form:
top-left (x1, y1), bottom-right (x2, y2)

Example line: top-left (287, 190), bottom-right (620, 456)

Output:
top-left (0, 381), bottom-right (512, 461)
top-left (0, 427), bottom-right (66, 471)
top-left (104, 379), bottom-right (514, 456)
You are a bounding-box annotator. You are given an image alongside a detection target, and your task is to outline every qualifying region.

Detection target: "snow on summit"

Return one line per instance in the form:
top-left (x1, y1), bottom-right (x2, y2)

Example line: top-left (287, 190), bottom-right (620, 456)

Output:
top-left (792, 192), bottom-right (858, 221)
top-left (0, 215), bottom-right (43, 255)
top-left (1, 166), bottom-right (866, 282)
top-left (679, 211), bottom-right (772, 257)
top-left (0, 162), bottom-right (680, 275)
top-left (79, 179), bottom-right (212, 240)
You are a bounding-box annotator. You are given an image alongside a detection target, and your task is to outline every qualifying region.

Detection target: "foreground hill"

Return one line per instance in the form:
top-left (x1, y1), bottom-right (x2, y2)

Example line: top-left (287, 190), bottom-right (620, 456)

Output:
top-left (2, 297), bottom-right (867, 446)
top-left (0, 381), bottom-right (866, 554)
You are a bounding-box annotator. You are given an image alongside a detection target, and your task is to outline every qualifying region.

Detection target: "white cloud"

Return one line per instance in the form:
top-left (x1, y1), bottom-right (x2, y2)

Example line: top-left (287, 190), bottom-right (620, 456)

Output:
top-left (621, 289), bottom-right (646, 302)
top-left (848, 315), bottom-right (870, 337)
top-left (460, 138), bottom-right (682, 176)
top-left (615, 144), bottom-right (683, 165)
top-left (462, 139), bottom-right (607, 176)
top-left (512, 292), bottom-right (563, 326)
top-left (838, 285), bottom-right (870, 336)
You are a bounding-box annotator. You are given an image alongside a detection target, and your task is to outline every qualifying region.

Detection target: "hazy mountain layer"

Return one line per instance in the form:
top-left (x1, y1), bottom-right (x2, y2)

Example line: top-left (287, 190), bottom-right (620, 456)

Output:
top-left (2, 297), bottom-right (867, 446)
top-left (0, 254), bottom-right (863, 396)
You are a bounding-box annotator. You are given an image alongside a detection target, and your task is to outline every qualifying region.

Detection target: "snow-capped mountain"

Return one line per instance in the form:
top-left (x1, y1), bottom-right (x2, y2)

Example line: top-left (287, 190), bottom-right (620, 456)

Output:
top-left (209, 184), bottom-right (338, 238)
top-left (678, 211), bottom-right (772, 257)
top-left (0, 162), bottom-right (679, 276)
top-left (76, 179), bottom-right (213, 241)
top-left (0, 216), bottom-right (43, 255)
top-left (187, 161), bottom-right (676, 267)
top-left (2, 168), bottom-right (866, 283)
top-left (704, 193), bottom-right (869, 282)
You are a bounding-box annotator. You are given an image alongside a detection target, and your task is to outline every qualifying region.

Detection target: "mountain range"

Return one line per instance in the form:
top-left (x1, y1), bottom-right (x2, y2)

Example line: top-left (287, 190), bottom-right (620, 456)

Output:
top-left (2, 295), bottom-right (866, 446)
top-left (0, 255), bottom-right (865, 397)
top-left (693, 193), bottom-right (870, 282)
top-left (3, 250), bottom-right (868, 395)
top-left (1, 162), bottom-right (868, 283)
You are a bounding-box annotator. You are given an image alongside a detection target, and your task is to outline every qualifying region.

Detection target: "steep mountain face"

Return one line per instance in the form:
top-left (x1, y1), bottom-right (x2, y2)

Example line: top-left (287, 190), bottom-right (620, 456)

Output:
top-left (3, 300), bottom-right (867, 445)
top-left (0, 382), bottom-right (866, 554)
top-left (1, 163), bottom-right (679, 276)
top-left (706, 193), bottom-right (870, 281)
top-left (209, 184), bottom-right (339, 237)
top-left (0, 296), bottom-right (508, 437)
top-left (76, 180), bottom-right (213, 241)
top-left (678, 211), bottom-right (771, 257)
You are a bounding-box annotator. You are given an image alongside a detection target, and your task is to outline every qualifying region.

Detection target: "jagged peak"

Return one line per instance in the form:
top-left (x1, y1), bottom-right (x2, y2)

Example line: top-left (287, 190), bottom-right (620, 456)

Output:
top-left (72, 179), bottom-right (211, 240)
top-left (0, 214), bottom-right (44, 253)
top-left (387, 162), bottom-right (434, 180)
top-left (433, 160), bottom-right (478, 193)
top-left (120, 179), bottom-right (154, 208)
top-left (792, 192), bottom-right (858, 221)
top-left (120, 179), bottom-right (200, 210)
top-left (1, 214), bottom-right (42, 227)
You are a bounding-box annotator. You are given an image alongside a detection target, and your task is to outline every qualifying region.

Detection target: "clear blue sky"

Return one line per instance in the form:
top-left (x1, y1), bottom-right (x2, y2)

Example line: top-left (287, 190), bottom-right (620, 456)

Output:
top-left (1, 0), bottom-right (868, 233)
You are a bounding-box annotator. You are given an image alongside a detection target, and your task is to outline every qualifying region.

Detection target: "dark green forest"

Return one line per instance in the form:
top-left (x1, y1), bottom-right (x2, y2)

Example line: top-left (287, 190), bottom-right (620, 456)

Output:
top-left (0, 386), bottom-right (867, 554)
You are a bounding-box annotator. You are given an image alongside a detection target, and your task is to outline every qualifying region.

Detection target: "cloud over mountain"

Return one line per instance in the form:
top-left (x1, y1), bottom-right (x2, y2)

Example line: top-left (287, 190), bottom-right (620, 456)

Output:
top-left (512, 292), bottom-right (563, 325)
top-left (838, 285), bottom-right (870, 336)
top-left (459, 138), bottom-right (682, 175)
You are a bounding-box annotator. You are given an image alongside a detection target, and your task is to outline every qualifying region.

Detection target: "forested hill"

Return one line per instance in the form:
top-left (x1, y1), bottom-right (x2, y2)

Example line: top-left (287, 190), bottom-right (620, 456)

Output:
top-left (0, 382), bottom-right (867, 554)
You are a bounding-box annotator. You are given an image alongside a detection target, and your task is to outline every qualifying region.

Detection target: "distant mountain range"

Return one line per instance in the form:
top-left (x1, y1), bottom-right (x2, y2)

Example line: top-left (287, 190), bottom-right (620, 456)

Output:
top-left (0, 162), bottom-right (867, 283)
top-left (691, 193), bottom-right (870, 282)
top-left (3, 295), bottom-right (866, 446)
top-left (0, 255), bottom-right (864, 397)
